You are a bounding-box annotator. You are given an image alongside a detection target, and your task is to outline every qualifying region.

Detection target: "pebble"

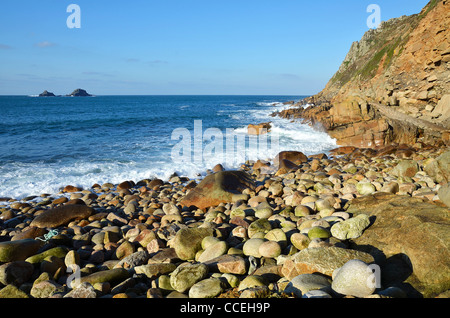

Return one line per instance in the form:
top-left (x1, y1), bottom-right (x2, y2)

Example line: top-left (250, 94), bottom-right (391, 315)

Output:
top-left (197, 241), bottom-right (228, 263)
top-left (169, 263), bottom-right (208, 293)
top-left (243, 238), bottom-right (265, 258)
top-left (237, 275), bottom-right (268, 292)
top-left (188, 278), bottom-right (224, 298)
top-left (258, 241), bottom-right (282, 258)
top-left (284, 274), bottom-right (332, 297)
top-left (331, 259), bottom-right (377, 297)
top-left (330, 214), bottom-right (371, 240)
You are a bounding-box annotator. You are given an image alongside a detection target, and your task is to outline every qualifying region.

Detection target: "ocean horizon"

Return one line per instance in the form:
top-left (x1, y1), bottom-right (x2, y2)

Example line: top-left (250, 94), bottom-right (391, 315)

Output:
top-left (0, 95), bottom-right (337, 200)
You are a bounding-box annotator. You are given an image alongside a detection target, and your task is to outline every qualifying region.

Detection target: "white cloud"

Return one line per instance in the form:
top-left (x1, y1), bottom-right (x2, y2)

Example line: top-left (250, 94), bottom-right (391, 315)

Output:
top-left (34, 41), bottom-right (56, 48)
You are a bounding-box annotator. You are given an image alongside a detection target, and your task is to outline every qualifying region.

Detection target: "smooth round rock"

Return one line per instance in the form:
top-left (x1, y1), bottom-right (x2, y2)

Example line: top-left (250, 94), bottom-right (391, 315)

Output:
top-left (170, 263), bottom-right (208, 293)
top-left (290, 233), bottom-right (311, 250)
top-left (188, 278), bottom-right (224, 298)
top-left (331, 259), bottom-right (377, 298)
top-left (198, 241), bottom-right (228, 263)
top-left (242, 238), bottom-right (265, 258)
top-left (247, 218), bottom-right (272, 238)
top-left (284, 274), bottom-right (332, 297)
top-left (258, 241), bottom-right (281, 258)
top-left (237, 275), bottom-right (267, 292)
top-left (330, 214), bottom-right (371, 240)
top-left (307, 226), bottom-right (331, 240)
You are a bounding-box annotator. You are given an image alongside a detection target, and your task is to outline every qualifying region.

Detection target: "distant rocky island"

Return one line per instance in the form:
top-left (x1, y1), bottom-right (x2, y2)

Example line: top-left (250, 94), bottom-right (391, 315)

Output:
top-left (37, 88), bottom-right (92, 97)
top-left (38, 90), bottom-right (56, 97)
top-left (66, 88), bottom-right (92, 97)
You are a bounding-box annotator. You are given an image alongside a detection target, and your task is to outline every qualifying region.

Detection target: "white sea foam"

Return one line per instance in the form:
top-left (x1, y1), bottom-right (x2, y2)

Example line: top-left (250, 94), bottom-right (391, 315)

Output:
top-left (0, 97), bottom-right (336, 201)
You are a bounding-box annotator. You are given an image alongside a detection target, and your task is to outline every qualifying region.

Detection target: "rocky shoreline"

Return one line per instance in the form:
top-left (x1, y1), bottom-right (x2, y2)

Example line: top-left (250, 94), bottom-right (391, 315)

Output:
top-left (0, 144), bottom-right (449, 299)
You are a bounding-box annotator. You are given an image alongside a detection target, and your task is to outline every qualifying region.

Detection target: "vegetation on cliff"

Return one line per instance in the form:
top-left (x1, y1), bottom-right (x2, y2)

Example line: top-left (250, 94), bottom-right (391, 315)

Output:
top-left (275, 0), bottom-right (450, 149)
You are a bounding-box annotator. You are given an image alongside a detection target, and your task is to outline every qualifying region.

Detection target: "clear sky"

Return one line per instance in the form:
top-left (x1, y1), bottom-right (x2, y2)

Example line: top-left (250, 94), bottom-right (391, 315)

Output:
top-left (0, 0), bottom-right (430, 95)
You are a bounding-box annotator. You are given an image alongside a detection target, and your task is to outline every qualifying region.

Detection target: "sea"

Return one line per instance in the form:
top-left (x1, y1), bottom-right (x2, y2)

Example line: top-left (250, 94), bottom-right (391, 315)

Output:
top-left (0, 95), bottom-right (336, 200)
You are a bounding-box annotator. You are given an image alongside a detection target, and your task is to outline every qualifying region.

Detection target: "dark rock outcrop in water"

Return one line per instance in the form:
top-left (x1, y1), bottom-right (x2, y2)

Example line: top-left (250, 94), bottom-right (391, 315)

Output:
top-left (67, 88), bottom-right (92, 97)
top-left (38, 90), bottom-right (56, 97)
top-left (273, 0), bottom-right (450, 148)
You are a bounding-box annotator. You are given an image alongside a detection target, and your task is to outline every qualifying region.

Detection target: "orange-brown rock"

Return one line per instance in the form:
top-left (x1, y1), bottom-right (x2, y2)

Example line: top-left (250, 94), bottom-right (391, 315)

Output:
top-left (273, 0), bottom-right (450, 148)
top-left (30, 205), bottom-right (94, 228)
top-left (180, 171), bottom-right (255, 210)
top-left (275, 159), bottom-right (299, 175)
top-left (274, 151), bottom-right (308, 166)
top-left (117, 181), bottom-right (134, 191)
top-left (247, 122), bottom-right (272, 135)
top-left (63, 185), bottom-right (82, 193)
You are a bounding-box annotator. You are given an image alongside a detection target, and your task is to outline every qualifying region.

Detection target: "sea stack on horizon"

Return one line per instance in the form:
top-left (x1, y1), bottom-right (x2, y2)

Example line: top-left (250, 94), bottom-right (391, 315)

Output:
top-left (67, 88), bottom-right (92, 97)
top-left (38, 90), bottom-right (56, 97)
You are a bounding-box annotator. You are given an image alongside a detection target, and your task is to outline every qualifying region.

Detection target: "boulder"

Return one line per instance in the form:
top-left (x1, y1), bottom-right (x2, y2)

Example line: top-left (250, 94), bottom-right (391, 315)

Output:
top-left (202, 254), bottom-right (247, 275)
top-left (0, 284), bottom-right (30, 298)
top-left (188, 278), bottom-right (224, 298)
top-left (284, 274), bottom-right (332, 297)
top-left (75, 268), bottom-right (131, 288)
top-left (0, 239), bottom-right (43, 262)
top-left (0, 261), bottom-right (34, 285)
top-left (172, 228), bottom-right (214, 261)
top-left (438, 183), bottom-right (450, 208)
top-left (248, 122), bottom-right (272, 135)
top-left (30, 205), bottom-right (93, 228)
top-left (134, 263), bottom-right (177, 279)
top-left (275, 159), bottom-right (299, 175)
top-left (331, 260), bottom-right (377, 297)
top-left (197, 241), bottom-right (228, 263)
top-left (180, 171), bottom-right (255, 210)
top-left (390, 160), bottom-right (419, 178)
top-left (274, 151), bottom-right (308, 166)
top-left (169, 263), bottom-right (208, 293)
top-left (347, 193), bottom-right (450, 298)
top-left (330, 214), bottom-right (371, 240)
top-left (281, 247), bottom-right (375, 280)
top-left (424, 151), bottom-right (450, 183)
top-left (67, 88), bottom-right (92, 97)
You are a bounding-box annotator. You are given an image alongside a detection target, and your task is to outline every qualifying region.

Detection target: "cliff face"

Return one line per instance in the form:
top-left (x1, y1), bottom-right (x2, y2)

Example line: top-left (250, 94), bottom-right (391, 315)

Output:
top-left (276, 0), bottom-right (450, 148)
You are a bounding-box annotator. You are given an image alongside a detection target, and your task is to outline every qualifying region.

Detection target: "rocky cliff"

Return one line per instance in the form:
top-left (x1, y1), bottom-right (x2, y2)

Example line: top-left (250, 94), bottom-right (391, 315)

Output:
top-left (274, 0), bottom-right (450, 148)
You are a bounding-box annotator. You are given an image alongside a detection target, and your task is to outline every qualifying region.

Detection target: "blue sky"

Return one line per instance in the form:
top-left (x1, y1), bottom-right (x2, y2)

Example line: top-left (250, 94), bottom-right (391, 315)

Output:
top-left (0, 0), bottom-right (430, 95)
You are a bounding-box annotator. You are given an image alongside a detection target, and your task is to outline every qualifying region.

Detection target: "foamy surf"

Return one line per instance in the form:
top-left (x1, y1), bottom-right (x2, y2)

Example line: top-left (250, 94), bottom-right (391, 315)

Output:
top-left (0, 95), bottom-right (336, 200)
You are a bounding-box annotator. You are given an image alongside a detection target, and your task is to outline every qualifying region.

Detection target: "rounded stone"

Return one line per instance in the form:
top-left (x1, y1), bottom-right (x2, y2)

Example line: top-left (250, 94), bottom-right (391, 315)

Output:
top-left (242, 238), bottom-right (265, 258)
top-left (237, 275), bottom-right (267, 292)
top-left (169, 263), bottom-right (209, 293)
top-left (302, 290), bottom-right (332, 298)
top-left (330, 214), bottom-right (371, 240)
top-left (284, 274), bottom-right (332, 297)
top-left (290, 233), bottom-right (311, 250)
top-left (264, 228), bottom-right (288, 248)
top-left (307, 226), bottom-right (331, 240)
top-left (247, 218), bottom-right (272, 238)
top-left (255, 207), bottom-right (273, 219)
top-left (201, 236), bottom-right (221, 250)
top-left (294, 205), bottom-right (311, 217)
top-left (356, 182), bottom-right (376, 195)
top-left (188, 278), bottom-right (224, 298)
top-left (198, 241), bottom-right (228, 263)
top-left (331, 259), bottom-right (377, 297)
top-left (258, 241), bottom-right (281, 258)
